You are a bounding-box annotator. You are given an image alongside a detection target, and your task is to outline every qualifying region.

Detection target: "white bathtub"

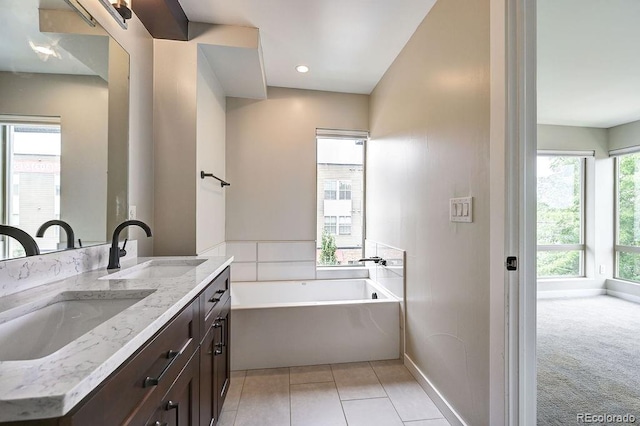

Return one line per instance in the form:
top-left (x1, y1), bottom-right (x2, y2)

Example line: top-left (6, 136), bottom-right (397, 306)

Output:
top-left (230, 279), bottom-right (400, 370)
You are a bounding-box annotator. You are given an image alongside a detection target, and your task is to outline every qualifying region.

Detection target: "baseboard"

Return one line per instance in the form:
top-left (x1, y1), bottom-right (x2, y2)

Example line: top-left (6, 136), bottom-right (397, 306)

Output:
top-left (403, 354), bottom-right (468, 426)
top-left (607, 290), bottom-right (640, 304)
top-left (537, 289), bottom-right (605, 299)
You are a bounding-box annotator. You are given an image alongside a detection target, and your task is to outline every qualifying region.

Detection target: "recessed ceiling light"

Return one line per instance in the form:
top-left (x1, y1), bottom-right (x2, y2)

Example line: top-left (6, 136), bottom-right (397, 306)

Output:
top-left (296, 65), bottom-right (309, 73)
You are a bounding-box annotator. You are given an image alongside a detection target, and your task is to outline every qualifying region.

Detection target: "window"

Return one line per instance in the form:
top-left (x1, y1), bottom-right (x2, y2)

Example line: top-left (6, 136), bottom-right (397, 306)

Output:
top-left (324, 180), bottom-right (337, 200)
top-left (316, 132), bottom-right (366, 266)
top-left (339, 181), bottom-right (352, 200)
top-left (339, 216), bottom-right (351, 235)
top-left (615, 152), bottom-right (640, 282)
top-left (536, 155), bottom-right (585, 278)
top-left (324, 216), bottom-right (337, 234)
top-left (1, 122), bottom-right (61, 259)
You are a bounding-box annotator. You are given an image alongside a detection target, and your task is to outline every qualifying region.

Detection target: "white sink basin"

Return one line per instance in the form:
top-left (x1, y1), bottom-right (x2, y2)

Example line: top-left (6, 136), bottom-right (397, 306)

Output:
top-left (101, 258), bottom-right (207, 280)
top-left (0, 290), bottom-right (154, 361)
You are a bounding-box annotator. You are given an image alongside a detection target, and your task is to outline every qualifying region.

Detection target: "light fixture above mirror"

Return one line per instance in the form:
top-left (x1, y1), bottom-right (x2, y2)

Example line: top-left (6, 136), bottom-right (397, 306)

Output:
top-left (98, 0), bottom-right (132, 29)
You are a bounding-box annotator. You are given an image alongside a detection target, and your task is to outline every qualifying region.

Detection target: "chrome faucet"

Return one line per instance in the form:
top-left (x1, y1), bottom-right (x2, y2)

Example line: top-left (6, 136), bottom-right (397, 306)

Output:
top-left (0, 225), bottom-right (40, 256)
top-left (107, 220), bottom-right (152, 269)
top-left (358, 256), bottom-right (387, 266)
top-left (36, 220), bottom-right (76, 250)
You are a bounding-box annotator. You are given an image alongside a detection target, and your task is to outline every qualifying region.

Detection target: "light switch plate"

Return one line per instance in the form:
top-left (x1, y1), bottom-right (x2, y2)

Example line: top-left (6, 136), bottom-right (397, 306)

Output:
top-left (129, 205), bottom-right (137, 220)
top-left (450, 197), bottom-right (473, 223)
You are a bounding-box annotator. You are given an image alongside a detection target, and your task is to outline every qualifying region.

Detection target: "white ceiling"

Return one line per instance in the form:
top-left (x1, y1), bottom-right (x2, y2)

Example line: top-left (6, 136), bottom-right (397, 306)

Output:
top-left (538, 0), bottom-right (640, 128)
top-left (178, 0), bottom-right (437, 95)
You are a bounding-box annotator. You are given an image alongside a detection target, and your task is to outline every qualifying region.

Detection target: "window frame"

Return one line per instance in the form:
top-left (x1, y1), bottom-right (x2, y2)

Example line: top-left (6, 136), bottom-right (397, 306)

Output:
top-left (316, 130), bottom-right (368, 267)
top-left (536, 153), bottom-right (587, 279)
top-left (614, 152), bottom-right (640, 281)
top-left (338, 216), bottom-right (352, 235)
top-left (323, 180), bottom-right (337, 200)
top-left (323, 215), bottom-right (337, 235)
top-left (338, 180), bottom-right (352, 200)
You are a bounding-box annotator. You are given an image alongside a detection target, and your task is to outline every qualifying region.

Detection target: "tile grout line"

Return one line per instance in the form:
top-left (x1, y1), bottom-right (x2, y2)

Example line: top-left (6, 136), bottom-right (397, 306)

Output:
top-left (327, 366), bottom-right (350, 426)
top-left (231, 372), bottom-right (247, 426)
top-left (369, 361), bottom-right (408, 424)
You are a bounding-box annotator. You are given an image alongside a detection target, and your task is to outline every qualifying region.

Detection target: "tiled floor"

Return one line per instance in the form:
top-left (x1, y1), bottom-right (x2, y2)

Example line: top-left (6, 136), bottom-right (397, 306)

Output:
top-left (219, 359), bottom-right (450, 426)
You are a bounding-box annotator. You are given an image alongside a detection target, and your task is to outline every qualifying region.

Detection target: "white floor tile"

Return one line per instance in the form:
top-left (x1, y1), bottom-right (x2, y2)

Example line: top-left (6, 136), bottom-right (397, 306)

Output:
top-left (371, 360), bottom-right (444, 421)
top-left (218, 410), bottom-right (238, 426)
top-left (331, 362), bottom-right (387, 400)
top-left (222, 371), bottom-right (247, 412)
top-left (234, 368), bottom-right (290, 426)
top-left (342, 397), bottom-right (404, 426)
top-left (290, 382), bottom-right (347, 426)
top-left (290, 364), bottom-right (334, 385)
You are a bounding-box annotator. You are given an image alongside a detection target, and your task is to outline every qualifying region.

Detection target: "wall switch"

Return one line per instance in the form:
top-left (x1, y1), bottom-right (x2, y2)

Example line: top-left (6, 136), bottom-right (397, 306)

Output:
top-left (599, 265), bottom-right (606, 274)
top-left (129, 205), bottom-right (137, 220)
top-left (450, 197), bottom-right (473, 223)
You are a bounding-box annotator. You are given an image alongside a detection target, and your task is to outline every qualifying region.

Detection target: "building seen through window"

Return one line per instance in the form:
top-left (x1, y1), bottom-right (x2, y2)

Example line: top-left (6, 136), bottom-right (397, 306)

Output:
top-left (316, 137), bottom-right (364, 266)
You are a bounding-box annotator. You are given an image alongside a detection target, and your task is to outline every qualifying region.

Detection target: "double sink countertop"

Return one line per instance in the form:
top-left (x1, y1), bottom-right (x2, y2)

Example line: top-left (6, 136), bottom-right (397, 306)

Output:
top-left (0, 255), bottom-right (233, 422)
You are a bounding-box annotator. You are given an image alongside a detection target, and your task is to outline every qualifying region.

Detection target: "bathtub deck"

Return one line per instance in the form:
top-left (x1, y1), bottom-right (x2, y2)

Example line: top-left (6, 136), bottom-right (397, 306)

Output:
top-left (219, 360), bottom-right (450, 426)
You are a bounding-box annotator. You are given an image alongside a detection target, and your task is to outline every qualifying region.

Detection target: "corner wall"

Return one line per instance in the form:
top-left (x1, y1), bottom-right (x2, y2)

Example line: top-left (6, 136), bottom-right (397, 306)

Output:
top-left (367, 0), bottom-right (490, 424)
top-left (536, 124), bottom-right (613, 297)
top-left (196, 48), bottom-right (226, 254)
top-left (225, 87), bottom-right (369, 280)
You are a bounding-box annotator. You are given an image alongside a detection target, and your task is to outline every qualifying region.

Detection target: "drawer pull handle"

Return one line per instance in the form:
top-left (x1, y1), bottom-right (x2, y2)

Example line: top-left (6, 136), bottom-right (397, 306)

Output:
top-left (166, 400), bottom-right (179, 411)
top-left (208, 289), bottom-right (225, 303)
top-left (213, 320), bottom-right (222, 328)
top-left (142, 349), bottom-right (181, 388)
top-left (214, 342), bottom-right (223, 356)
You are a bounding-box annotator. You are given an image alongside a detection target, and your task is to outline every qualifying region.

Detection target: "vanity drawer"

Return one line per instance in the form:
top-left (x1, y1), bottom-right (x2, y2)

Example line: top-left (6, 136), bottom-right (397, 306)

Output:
top-left (70, 299), bottom-right (198, 426)
top-left (201, 266), bottom-right (230, 332)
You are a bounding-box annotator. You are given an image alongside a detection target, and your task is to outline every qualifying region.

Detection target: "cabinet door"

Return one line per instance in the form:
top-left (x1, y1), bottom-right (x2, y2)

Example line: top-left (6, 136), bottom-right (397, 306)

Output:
top-left (143, 406), bottom-right (165, 426)
top-left (213, 299), bottom-right (231, 421)
top-left (199, 325), bottom-right (216, 426)
top-left (161, 351), bottom-right (200, 426)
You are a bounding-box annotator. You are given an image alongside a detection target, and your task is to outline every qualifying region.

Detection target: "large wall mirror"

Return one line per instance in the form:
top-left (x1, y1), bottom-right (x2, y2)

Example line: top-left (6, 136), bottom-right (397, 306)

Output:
top-left (0, 0), bottom-right (129, 261)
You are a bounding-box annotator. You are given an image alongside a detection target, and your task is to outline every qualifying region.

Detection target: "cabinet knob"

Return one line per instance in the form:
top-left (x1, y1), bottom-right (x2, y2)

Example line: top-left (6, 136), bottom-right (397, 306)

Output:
top-left (166, 400), bottom-right (179, 411)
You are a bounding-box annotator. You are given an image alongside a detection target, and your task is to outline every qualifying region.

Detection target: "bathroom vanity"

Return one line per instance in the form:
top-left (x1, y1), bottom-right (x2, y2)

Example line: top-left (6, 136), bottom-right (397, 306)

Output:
top-left (0, 254), bottom-right (232, 426)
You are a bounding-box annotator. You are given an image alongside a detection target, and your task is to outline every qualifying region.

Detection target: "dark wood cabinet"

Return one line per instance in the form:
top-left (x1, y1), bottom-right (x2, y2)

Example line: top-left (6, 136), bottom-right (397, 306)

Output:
top-left (199, 298), bottom-right (230, 426)
top-left (144, 351), bottom-right (200, 426)
top-left (1, 265), bottom-right (231, 426)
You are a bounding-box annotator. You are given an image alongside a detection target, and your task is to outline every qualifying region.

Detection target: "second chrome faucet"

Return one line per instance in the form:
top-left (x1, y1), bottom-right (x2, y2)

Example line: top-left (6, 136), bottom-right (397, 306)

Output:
top-left (107, 220), bottom-right (152, 270)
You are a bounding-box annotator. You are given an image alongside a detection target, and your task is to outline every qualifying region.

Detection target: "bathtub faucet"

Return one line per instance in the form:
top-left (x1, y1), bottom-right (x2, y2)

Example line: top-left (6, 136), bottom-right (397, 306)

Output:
top-left (358, 256), bottom-right (387, 266)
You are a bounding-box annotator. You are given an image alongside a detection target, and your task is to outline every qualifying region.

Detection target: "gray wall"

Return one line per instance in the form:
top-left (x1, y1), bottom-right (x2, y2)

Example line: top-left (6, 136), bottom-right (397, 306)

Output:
top-left (77, 4), bottom-right (155, 256)
top-left (225, 87), bottom-right (369, 242)
top-left (152, 38), bottom-right (227, 256)
top-left (367, 0), bottom-right (490, 424)
top-left (609, 119), bottom-right (640, 152)
top-left (196, 47), bottom-right (227, 254)
top-left (153, 39), bottom-right (198, 255)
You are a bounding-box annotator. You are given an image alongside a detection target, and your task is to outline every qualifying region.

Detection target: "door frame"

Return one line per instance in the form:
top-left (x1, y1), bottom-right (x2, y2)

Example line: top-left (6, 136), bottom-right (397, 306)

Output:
top-left (490, 0), bottom-right (537, 424)
top-left (508, 0), bottom-right (538, 424)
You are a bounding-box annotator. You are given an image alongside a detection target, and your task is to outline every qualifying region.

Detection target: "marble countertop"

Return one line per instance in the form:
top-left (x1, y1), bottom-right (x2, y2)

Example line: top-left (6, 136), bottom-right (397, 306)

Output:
top-left (0, 255), bottom-right (233, 422)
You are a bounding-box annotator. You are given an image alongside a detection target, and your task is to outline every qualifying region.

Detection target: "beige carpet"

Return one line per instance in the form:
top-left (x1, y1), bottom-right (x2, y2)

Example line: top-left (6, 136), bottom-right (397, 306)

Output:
top-left (537, 295), bottom-right (640, 425)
